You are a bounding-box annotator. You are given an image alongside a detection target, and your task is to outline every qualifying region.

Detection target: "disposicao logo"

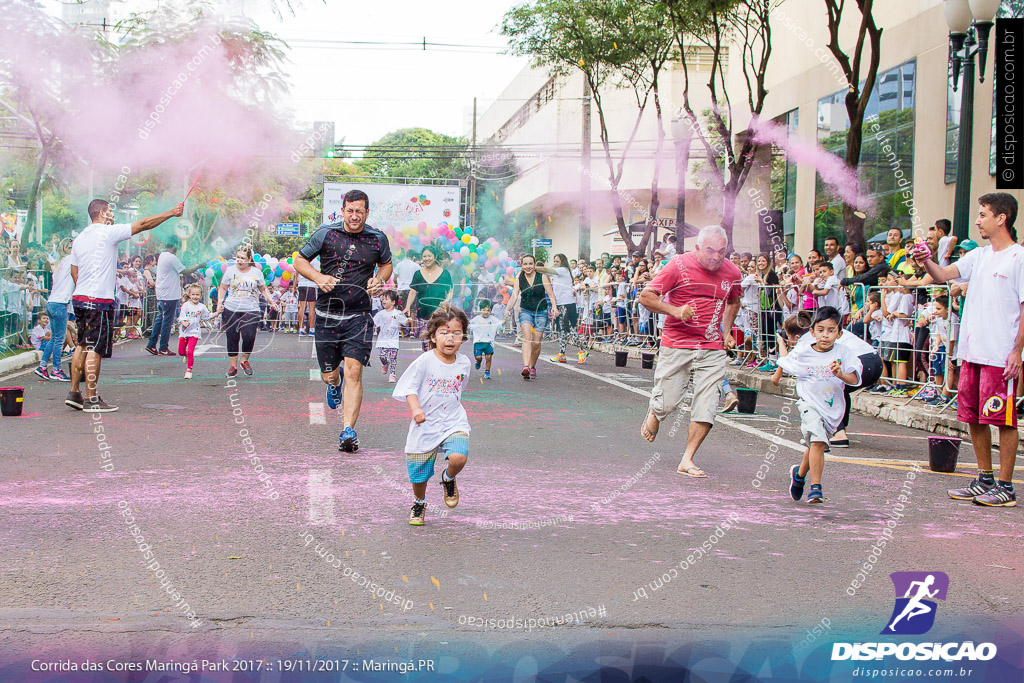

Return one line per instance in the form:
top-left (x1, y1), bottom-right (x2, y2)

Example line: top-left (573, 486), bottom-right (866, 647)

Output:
top-left (831, 572), bottom-right (997, 662)
top-left (882, 571), bottom-right (948, 635)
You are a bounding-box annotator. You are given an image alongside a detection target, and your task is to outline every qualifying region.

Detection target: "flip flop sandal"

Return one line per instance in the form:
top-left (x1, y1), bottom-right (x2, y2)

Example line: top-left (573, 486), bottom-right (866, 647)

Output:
top-left (677, 466), bottom-right (707, 478)
top-left (641, 409), bottom-right (660, 442)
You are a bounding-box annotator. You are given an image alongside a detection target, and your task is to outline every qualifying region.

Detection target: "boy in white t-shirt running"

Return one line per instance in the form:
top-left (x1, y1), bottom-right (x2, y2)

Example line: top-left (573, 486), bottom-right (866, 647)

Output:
top-left (393, 306), bottom-right (472, 526)
top-left (468, 299), bottom-right (502, 379)
top-left (372, 290), bottom-right (408, 382)
top-left (774, 306), bottom-right (863, 504)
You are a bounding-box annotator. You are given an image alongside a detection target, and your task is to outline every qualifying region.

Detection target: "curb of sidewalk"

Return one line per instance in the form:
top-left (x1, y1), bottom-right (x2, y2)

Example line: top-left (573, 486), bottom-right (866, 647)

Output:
top-left (590, 341), bottom-right (975, 443)
top-left (0, 350), bottom-right (42, 377)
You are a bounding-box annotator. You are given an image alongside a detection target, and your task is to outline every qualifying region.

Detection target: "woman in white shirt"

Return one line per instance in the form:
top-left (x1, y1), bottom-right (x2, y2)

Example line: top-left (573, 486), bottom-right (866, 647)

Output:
top-left (37, 238), bottom-right (74, 380)
top-left (535, 253), bottom-right (582, 363)
top-left (215, 246), bottom-right (278, 377)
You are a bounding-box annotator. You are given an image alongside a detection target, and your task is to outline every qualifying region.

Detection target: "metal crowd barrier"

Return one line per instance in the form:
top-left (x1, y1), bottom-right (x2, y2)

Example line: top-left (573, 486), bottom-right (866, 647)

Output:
top-left (732, 280), bottom-right (962, 409)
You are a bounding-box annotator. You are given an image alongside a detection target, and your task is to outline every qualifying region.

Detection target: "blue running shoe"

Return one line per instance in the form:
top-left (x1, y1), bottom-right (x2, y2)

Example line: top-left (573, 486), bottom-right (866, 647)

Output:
top-left (339, 426), bottom-right (359, 452)
top-left (484, 370), bottom-right (491, 379)
top-left (326, 381), bottom-right (342, 410)
top-left (807, 485), bottom-right (823, 504)
top-left (789, 465), bottom-right (805, 501)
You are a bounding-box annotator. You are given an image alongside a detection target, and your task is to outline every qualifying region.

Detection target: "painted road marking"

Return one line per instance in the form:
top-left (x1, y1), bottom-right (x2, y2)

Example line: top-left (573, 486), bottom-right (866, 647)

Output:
top-left (739, 453), bottom-right (1023, 483)
top-left (308, 469), bottom-right (335, 524)
top-left (311, 345), bottom-right (317, 359)
top-left (309, 368), bottom-right (319, 381)
top-left (491, 339), bottom-right (868, 458)
top-left (194, 343), bottom-right (222, 356)
top-left (309, 402), bottom-right (326, 425)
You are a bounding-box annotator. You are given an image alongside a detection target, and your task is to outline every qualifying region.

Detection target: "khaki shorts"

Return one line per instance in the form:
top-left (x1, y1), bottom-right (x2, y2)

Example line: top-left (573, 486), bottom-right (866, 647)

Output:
top-left (796, 399), bottom-right (832, 451)
top-left (649, 347), bottom-right (727, 426)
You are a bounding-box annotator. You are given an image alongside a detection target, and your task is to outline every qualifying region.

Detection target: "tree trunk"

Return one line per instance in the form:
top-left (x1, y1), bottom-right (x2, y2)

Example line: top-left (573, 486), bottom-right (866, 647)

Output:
top-left (721, 179), bottom-right (737, 249)
top-left (24, 148), bottom-right (49, 240)
top-left (843, 114), bottom-right (866, 252)
top-left (640, 69), bottom-right (665, 255)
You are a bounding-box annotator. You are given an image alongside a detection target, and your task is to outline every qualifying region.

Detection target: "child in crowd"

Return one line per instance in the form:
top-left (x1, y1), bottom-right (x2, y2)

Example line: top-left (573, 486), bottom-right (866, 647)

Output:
top-left (268, 285), bottom-right (283, 331)
top-left (770, 310), bottom-right (813, 385)
top-left (880, 272), bottom-right (914, 397)
top-left (811, 261), bottom-right (844, 314)
top-left (469, 299), bottom-right (502, 379)
top-left (30, 312), bottom-right (56, 379)
top-left (373, 290), bottom-right (408, 382)
top-left (115, 270), bottom-right (134, 340)
top-left (393, 306), bottom-right (472, 526)
top-left (737, 262), bottom-right (760, 366)
top-left (124, 270), bottom-right (143, 338)
top-left (614, 270), bottom-right (629, 338)
top-left (922, 294), bottom-right (952, 405)
top-left (177, 284), bottom-right (220, 379)
top-left (774, 306), bottom-right (863, 504)
top-left (280, 286), bottom-right (298, 332)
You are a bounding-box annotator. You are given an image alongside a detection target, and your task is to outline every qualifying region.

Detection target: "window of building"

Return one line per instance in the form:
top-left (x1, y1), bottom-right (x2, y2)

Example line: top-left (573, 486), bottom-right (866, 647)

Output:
top-left (770, 109), bottom-right (799, 252)
top-left (814, 59), bottom-right (916, 248)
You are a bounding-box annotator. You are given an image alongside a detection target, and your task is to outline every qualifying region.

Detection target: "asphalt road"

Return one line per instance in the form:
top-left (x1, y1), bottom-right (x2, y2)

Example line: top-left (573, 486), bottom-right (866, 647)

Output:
top-left (0, 331), bottom-right (1021, 682)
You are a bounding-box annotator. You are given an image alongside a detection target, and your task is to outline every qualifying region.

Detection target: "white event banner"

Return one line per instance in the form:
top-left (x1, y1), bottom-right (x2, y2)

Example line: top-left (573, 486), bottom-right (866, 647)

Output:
top-left (322, 182), bottom-right (460, 232)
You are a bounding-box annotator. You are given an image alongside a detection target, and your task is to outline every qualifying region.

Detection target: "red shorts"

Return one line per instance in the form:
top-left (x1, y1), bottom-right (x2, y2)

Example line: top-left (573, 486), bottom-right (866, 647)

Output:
top-left (957, 361), bottom-right (1019, 427)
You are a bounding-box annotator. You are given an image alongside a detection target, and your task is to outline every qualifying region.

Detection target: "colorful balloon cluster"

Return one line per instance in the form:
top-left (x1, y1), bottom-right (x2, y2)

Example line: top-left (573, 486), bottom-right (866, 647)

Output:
top-left (203, 251), bottom-right (301, 289)
top-left (383, 222), bottom-right (516, 278)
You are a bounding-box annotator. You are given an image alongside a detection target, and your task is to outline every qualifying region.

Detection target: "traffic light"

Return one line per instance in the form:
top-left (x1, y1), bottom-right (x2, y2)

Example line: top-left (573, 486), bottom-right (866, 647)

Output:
top-left (325, 149), bottom-right (335, 158)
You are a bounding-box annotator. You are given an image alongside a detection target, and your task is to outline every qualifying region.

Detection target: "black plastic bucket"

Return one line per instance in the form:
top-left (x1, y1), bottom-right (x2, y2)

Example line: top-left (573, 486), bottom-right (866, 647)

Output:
top-left (736, 388), bottom-right (758, 414)
top-left (615, 350), bottom-right (628, 367)
top-left (0, 387), bottom-right (24, 417)
top-left (641, 353), bottom-right (655, 369)
top-left (927, 436), bottom-right (960, 473)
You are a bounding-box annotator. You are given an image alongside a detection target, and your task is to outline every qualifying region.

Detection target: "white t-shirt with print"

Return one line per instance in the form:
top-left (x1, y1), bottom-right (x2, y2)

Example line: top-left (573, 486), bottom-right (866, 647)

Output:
top-left (392, 350), bottom-right (471, 454)
top-left (70, 222), bottom-right (132, 301)
top-left (178, 301), bottom-right (214, 339)
top-left (373, 308), bottom-right (408, 349)
top-left (778, 342), bottom-right (863, 434)
top-left (469, 314), bottom-right (502, 344)
top-left (955, 243), bottom-right (1024, 367)
top-left (221, 265), bottom-right (264, 313)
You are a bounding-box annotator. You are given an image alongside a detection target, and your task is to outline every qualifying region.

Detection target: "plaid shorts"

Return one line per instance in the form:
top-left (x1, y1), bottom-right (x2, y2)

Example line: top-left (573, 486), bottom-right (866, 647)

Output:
top-left (406, 431), bottom-right (470, 484)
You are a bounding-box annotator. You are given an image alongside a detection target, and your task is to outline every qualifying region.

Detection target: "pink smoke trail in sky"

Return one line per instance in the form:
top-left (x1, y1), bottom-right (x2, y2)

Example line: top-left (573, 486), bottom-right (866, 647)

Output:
top-left (751, 118), bottom-right (873, 211)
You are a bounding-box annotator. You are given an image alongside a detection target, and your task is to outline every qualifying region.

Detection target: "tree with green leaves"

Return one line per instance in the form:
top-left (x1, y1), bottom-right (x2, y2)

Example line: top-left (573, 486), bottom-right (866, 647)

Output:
top-left (502, 0), bottom-right (675, 254)
top-left (355, 128), bottom-right (468, 180)
top-left (665, 0), bottom-right (776, 247)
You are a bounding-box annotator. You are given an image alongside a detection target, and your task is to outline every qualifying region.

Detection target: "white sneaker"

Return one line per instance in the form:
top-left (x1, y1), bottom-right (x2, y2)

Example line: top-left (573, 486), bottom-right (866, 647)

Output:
top-left (184, 370), bottom-right (192, 379)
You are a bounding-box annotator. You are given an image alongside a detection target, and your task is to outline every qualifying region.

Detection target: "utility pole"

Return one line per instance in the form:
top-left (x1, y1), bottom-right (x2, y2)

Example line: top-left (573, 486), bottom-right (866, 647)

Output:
top-left (579, 77), bottom-right (592, 263)
top-left (469, 97), bottom-right (477, 228)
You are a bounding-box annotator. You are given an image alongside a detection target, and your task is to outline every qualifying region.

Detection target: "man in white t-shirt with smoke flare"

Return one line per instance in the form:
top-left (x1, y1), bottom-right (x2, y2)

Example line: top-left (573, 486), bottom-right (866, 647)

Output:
top-left (912, 192), bottom-right (1023, 507)
top-left (66, 199), bottom-right (184, 413)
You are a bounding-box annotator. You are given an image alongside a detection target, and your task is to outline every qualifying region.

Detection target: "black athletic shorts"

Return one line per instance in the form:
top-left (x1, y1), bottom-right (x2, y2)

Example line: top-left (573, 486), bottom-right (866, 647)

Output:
top-left (299, 286), bottom-right (317, 303)
top-left (884, 341), bottom-right (913, 364)
top-left (73, 301), bottom-right (115, 358)
top-left (314, 311), bottom-right (374, 372)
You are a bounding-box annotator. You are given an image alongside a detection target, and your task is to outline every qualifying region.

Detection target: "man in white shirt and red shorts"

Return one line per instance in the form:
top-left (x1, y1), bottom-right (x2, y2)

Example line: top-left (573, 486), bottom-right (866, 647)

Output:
top-left (65, 199), bottom-right (184, 413)
top-left (912, 192), bottom-right (1023, 507)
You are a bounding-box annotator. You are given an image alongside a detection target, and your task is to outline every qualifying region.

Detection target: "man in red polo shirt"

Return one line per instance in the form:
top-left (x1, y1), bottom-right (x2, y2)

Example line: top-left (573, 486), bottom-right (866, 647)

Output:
top-left (639, 225), bottom-right (741, 478)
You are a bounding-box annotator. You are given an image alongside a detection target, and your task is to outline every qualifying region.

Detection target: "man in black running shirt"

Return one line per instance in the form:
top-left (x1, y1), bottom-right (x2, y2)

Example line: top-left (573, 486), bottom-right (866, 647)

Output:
top-left (295, 189), bottom-right (393, 453)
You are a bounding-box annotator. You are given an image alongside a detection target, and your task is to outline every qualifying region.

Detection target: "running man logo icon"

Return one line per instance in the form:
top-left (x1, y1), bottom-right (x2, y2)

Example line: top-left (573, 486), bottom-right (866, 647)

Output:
top-left (881, 571), bottom-right (949, 635)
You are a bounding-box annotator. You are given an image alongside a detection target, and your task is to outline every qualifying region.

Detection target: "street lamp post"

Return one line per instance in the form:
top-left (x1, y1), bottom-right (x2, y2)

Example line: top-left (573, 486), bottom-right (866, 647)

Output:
top-left (670, 111), bottom-right (694, 257)
top-left (946, 0), bottom-right (1000, 240)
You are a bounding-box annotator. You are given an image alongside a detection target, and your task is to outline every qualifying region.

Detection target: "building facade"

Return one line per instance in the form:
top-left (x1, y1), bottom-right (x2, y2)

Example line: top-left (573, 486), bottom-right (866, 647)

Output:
top-left (476, 0), bottom-right (1016, 261)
